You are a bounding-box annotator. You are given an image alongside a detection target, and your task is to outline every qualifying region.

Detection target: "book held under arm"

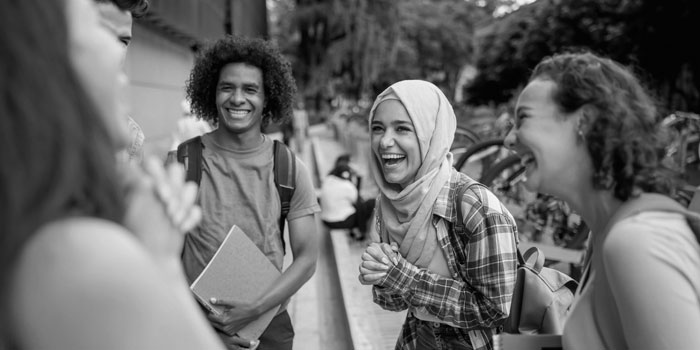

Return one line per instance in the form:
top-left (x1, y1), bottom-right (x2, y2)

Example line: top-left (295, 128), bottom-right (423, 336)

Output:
top-left (190, 225), bottom-right (281, 340)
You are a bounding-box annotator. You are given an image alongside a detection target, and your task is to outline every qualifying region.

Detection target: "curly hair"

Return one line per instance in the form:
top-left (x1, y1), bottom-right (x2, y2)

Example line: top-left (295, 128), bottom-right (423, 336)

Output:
top-left (530, 51), bottom-right (674, 201)
top-left (186, 35), bottom-right (297, 128)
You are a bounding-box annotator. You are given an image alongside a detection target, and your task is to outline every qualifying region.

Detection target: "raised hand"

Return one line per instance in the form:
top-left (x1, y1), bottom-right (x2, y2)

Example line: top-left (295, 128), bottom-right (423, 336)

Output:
top-left (122, 156), bottom-right (201, 270)
top-left (358, 242), bottom-right (399, 285)
top-left (144, 156), bottom-right (201, 234)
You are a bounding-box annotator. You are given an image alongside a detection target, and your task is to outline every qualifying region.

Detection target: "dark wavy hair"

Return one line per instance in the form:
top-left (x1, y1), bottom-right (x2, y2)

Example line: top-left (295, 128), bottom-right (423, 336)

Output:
top-left (186, 35), bottom-right (297, 128)
top-left (95, 0), bottom-right (150, 18)
top-left (530, 51), bottom-right (673, 201)
top-left (1, 0), bottom-right (126, 344)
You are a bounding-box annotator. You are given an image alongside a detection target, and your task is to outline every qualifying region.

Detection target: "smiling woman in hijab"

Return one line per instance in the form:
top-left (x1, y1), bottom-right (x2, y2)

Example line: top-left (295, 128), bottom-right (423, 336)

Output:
top-left (357, 80), bottom-right (519, 350)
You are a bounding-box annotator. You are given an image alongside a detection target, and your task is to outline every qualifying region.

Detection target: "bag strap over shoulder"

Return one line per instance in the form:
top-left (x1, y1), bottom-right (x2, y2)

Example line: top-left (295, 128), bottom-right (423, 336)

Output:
top-left (177, 135), bottom-right (203, 185)
top-left (520, 246), bottom-right (545, 272)
top-left (453, 177), bottom-right (480, 234)
top-left (273, 140), bottom-right (297, 247)
top-left (452, 176), bottom-right (530, 270)
top-left (174, 137), bottom-right (297, 252)
top-left (454, 177), bottom-right (528, 266)
top-left (688, 187), bottom-right (700, 213)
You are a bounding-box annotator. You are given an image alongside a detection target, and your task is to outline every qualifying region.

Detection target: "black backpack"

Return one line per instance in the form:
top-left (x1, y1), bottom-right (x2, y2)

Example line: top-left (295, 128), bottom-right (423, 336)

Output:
top-left (174, 136), bottom-right (296, 250)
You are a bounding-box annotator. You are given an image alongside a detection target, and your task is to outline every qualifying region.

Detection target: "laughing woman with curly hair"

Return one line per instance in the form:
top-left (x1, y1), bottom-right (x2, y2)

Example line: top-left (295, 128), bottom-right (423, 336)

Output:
top-left (504, 51), bottom-right (700, 350)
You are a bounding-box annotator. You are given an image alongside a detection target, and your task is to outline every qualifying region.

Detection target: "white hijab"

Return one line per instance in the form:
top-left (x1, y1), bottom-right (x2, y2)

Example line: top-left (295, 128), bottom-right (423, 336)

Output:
top-left (368, 80), bottom-right (456, 267)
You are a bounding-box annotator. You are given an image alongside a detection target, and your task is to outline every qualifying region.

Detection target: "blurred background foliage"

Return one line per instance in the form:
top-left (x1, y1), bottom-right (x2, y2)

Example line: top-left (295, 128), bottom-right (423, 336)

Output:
top-left (269, 0), bottom-right (700, 123)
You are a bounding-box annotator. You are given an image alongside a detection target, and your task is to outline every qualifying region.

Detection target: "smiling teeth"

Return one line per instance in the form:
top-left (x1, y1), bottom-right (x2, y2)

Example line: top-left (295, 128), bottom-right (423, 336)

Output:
top-left (381, 154), bottom-right (404, 160)
top-left (227, 109), bottom-right (248, 116)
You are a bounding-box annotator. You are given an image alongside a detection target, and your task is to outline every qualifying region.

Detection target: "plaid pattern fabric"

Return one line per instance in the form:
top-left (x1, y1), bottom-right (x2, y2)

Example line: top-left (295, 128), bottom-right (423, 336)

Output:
top-left (373, 169), bottom-right (518, 350)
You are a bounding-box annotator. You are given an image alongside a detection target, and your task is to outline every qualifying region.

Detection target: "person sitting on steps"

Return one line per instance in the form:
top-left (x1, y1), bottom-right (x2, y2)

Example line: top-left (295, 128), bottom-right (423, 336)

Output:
top-left (320, 157), bottom-right (376, 241)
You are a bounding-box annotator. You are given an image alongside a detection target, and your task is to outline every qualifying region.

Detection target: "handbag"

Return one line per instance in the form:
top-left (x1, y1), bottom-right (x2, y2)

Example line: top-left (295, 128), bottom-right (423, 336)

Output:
top-left (503, 247), bottom-right (578, 334)
top-left (453, 180), bottom-right (578, 335)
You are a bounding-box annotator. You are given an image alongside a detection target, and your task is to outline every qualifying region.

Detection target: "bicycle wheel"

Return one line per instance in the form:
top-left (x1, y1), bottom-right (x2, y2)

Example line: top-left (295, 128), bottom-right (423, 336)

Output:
top-left (482, 155), bottom-right (590, 274)
top-left (450, 146), bottom-right (469, 168)
top-left (480, 154), bottom-right (525, 188)
top-left (452, 126), bottom-right (479, 150)
top-left (454, 138), bottom-right (511, 181)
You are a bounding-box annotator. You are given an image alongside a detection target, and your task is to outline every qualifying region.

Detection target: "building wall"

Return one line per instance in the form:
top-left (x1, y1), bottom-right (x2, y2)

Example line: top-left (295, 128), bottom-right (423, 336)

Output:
top-left (125, 23), bottom-right (195, 159)
top-left (232, 0), bottom-right (268, 38)
top-left (123, 0), bottom-right (268, 160)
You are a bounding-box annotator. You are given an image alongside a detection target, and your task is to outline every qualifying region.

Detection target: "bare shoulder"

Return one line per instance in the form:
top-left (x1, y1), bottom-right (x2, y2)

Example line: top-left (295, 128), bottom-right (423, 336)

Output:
top-left (30, 216), bottom-right (138, 252)
top-left (14, 216), bottom-right (141, 274)
top-left (10, 217), bottom-right (148, 313)
top-left (8, 217), bottom-right (211, 350)
top-left (13, 217), bottom-right (150, 280)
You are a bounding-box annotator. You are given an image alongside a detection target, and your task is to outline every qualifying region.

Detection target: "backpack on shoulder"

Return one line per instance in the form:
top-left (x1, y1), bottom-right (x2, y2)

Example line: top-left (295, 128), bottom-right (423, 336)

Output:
top-left (173, 135), bottom-right (296, 250)
top-left (453, 181), bottom-right (577, 335)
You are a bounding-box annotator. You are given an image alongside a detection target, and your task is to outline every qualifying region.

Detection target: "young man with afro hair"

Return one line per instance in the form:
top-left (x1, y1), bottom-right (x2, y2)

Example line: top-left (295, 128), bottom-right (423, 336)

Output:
top-left (171, 35), bottom-right (320, 350)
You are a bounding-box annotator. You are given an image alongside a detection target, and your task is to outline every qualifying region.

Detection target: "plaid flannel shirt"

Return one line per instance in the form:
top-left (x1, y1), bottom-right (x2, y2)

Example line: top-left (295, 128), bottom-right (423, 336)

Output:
top-left (373, 170), bottom-right (518, 350)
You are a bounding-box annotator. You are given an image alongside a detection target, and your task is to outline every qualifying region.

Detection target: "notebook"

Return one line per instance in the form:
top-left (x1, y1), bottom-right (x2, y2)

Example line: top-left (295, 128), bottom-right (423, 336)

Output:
top-left (493, 334), bottom-right (562, 350)
top-left (190, 225), bottom-right (281, 340)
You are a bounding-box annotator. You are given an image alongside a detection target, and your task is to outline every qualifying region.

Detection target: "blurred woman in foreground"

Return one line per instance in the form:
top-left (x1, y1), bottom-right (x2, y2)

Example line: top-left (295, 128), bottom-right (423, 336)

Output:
top-left (0, 0), bottom-right (224, 348)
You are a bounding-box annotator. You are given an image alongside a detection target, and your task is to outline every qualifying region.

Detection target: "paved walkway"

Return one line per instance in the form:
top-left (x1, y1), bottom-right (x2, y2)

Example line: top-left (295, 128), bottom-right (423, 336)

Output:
top-left (284, 123), bottom-right (406, 350)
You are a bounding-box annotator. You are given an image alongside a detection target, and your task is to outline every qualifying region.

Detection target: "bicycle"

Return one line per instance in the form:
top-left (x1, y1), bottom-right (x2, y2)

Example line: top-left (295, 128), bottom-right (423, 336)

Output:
top-left (453, 138), bottom-right (511, 182)
top-left (451, 125), bottom-right (480, 152)
top-left (452, 113), bottom-right (514, 179)
top-left (476, 152), bottom-right (588, 279)
top-left (450, 126), bottom-right (481, 167)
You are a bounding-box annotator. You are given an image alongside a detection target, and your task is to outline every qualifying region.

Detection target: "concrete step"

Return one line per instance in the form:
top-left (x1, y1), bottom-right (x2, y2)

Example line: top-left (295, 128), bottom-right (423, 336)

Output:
top-left (330, 230), bottom-right (406, 350)
top-left (286, 124), bottom-right (408, 350)
top-left (311, 129), bottom-right (406, 350)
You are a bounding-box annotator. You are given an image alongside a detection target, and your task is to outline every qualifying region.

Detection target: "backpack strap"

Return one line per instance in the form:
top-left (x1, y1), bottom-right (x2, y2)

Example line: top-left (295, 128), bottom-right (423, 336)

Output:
top-left (688, 187), bottom-right (700, 214)
top-left (453, 181), bottom-right (473, 236)
top-left (451, 177), bottom-right (508, 271)
top-left (454, 177), bottom-right (527, 266)
top-left (175, 137), bottom-right (297, 252)
top-left (176, 136), bottom-right (203, 185)
top-left (273, 140), bottom-right (296, 251)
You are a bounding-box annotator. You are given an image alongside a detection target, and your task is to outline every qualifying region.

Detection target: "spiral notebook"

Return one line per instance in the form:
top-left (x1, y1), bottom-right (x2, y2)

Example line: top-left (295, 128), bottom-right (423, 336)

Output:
top-left (190, 225), bottom-right (281, 340)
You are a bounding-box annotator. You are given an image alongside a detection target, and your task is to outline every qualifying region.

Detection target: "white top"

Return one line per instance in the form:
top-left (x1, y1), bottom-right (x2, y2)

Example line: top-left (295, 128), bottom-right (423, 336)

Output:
top-left (319, 175), bottom-right (358, 222)
top-left (564, 211), bottom-right (700, 350)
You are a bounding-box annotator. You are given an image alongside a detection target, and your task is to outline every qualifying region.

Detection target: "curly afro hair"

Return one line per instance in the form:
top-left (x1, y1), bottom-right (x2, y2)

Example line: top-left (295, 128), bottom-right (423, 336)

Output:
top-left (530, 51), bottom-right (675, 201)
top-left (185, 35), bottom-right (296, 128)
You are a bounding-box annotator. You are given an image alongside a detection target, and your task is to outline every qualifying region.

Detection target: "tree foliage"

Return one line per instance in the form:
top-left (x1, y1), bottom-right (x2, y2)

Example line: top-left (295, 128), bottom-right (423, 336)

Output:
top-left (466, 0), bottom-right (700, 113)
top-left (270, 0), bottom-right (498, 108)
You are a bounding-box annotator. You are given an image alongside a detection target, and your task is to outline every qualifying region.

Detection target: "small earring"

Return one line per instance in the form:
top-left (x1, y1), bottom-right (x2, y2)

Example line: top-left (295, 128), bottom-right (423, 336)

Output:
top-left (577, 128), bottom-right (585, 139)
